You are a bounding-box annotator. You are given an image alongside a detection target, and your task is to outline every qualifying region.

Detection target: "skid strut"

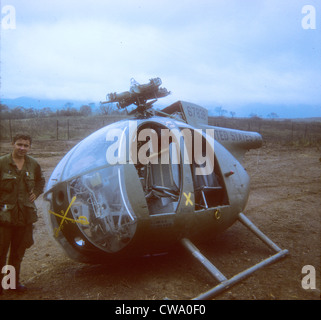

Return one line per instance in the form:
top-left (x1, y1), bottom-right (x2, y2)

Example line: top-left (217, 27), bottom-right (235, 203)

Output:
top-left (181, 213), bottom-right (289, 300)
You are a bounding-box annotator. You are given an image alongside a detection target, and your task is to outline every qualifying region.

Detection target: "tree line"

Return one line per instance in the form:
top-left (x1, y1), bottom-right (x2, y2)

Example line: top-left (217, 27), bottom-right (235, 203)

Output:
top-left (214, 106), bottom-right (279, 119)
top-left (0, 102), bottom-right (125, 120)
top-left (1, 102), bottom-right (282, 121)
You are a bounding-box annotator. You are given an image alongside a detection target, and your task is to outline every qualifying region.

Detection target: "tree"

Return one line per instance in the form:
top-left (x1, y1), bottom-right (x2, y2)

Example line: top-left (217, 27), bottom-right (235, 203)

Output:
top-left (99, 103), bottom-right (113, 115)
top-left (64, 102), bottom-right (74, 110)
top-left (25, 107), bottom-right (36, 118)
top-left (38, 107), bottom-right (54, 117)
top-left (215, 106), bottom-right (228, 117)
top-left (0, 104), bottom-right (9, 113)
top-left (267, 112), bottom-right (279, 120)
top-left (0, 104), bottom-right (10, 119)
top-left (59, 102), bottom-right (79, 116)
top-left (80, 105), bottom-right (92, 117)
top-left (11, 106), bottom-right (26, 119)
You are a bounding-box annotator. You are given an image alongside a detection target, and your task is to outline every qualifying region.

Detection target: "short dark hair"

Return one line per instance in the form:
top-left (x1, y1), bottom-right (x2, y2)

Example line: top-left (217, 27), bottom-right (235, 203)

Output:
top-left (12, 134), bottom-right (32, 145)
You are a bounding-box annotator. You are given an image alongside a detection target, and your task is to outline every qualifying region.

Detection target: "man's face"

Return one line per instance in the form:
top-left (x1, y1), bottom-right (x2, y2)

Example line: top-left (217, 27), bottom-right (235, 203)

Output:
top-left (12, 139), bottom-right (31, 158)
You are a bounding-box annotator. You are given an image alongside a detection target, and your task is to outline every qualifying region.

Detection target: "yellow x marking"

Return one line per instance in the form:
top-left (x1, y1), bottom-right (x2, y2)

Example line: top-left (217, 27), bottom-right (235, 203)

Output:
top-left (183, 192), bottom-right (193, 206)
top-left (49, 196), bottom-right (89, 237)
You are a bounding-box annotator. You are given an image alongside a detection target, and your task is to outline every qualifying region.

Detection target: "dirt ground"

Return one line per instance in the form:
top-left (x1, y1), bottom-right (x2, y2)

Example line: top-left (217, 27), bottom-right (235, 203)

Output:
top-left (0, 139), bottom-right (320, 301)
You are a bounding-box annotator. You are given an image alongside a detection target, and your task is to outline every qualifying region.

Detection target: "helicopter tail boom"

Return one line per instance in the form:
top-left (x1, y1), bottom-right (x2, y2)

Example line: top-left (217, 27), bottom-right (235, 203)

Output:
top-left (160, 100), bottom-right (262, 163)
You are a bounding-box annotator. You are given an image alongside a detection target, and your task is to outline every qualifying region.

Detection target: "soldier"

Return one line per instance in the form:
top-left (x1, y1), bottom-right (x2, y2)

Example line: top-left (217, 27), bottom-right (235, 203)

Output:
top-left (0, 134), bottom-right (45, 294)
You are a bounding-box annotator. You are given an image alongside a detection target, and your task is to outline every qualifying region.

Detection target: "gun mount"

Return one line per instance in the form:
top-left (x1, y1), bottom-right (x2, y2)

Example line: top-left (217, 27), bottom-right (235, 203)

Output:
top-left (101, 77), bottom-right (170, 117)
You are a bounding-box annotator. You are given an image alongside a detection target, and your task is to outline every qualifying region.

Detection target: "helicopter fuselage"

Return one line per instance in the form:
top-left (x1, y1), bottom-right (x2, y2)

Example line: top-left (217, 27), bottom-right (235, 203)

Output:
top-left (44, 108), bottom-right (262, 263)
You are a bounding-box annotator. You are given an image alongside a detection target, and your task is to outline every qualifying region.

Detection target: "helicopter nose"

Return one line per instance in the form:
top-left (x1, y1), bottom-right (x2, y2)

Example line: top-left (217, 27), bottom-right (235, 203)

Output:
top-left (46, 165), bottom-right (138, 255)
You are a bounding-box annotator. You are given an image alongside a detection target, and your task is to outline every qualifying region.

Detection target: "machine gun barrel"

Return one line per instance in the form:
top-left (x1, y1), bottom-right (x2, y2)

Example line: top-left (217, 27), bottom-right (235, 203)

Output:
top-left (102, 77), bottom-right (170, 110)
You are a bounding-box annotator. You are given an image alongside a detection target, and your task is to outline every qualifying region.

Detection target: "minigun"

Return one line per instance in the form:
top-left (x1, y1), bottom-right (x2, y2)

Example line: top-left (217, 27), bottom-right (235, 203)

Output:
top-left (101, 78), bottom-right (171, 115)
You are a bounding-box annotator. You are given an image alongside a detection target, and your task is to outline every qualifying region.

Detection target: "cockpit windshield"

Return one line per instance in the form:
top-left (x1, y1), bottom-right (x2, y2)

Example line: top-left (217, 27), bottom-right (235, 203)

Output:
top-left (66, 165), bottom-right (136, 253)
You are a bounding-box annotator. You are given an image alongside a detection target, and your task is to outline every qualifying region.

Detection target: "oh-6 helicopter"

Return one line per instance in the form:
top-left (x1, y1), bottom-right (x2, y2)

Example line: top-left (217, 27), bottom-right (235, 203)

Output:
top-left (43, 78), bottom-right (288, 299)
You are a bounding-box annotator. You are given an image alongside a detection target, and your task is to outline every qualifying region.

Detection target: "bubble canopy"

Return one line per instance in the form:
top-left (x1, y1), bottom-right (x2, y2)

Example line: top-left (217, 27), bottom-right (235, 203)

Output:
top-left (44, 120), bottom-right (138, 255)
top-left (46, 120), bottom-right (131, 189)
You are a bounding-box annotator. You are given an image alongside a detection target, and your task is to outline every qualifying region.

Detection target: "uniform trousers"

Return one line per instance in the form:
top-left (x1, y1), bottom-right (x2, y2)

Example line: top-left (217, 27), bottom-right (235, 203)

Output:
top-left (0, 224), bottom-right (33, 288)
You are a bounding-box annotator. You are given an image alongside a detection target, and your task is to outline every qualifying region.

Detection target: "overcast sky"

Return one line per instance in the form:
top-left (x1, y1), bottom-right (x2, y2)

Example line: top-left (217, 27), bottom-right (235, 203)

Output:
top-left (1, 0), bottom-right (320, 116)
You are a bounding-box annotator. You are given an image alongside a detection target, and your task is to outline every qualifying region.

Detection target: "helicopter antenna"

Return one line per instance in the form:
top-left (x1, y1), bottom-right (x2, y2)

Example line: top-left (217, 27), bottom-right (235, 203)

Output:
top-left (101, 77), bottom-right (171, 117)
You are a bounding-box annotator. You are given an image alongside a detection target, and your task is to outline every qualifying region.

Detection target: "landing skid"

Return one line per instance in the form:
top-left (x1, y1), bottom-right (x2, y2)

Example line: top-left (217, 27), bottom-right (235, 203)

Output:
top-left (180, 212), bottom-right (289, 300)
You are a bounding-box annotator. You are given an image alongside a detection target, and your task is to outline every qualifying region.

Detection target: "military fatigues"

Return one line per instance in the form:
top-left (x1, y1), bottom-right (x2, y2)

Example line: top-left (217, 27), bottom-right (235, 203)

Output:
top-left (0, 154), bottom-right (45, 289)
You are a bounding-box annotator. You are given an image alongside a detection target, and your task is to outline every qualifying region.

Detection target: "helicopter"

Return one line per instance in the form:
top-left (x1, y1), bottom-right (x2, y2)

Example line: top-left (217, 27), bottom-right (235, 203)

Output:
top-left (43, 78), bottom-right (288, 300)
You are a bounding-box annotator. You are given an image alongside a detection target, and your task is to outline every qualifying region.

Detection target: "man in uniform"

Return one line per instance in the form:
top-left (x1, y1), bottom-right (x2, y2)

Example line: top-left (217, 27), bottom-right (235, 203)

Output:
top-left (0, 134), bottom-right (45, 294)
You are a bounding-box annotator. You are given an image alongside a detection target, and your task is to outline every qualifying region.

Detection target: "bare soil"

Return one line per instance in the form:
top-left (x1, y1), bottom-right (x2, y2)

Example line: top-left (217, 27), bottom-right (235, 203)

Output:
top-left (0, 140), bottom-right (320, 300)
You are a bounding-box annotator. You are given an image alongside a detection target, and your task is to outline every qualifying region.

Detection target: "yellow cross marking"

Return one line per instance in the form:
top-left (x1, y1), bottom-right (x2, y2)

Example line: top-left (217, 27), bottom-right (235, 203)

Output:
top-left (214, 209), bottom-right (221, 220)
top-left (183, 192), bottom-right (193, 206)
top-left (49, 196), bottom-right (89, 237)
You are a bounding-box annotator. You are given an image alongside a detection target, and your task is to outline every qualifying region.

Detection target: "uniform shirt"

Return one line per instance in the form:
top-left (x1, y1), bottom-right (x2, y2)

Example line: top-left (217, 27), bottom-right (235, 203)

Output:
top-left (0, 153), bottom-right (45, 226)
